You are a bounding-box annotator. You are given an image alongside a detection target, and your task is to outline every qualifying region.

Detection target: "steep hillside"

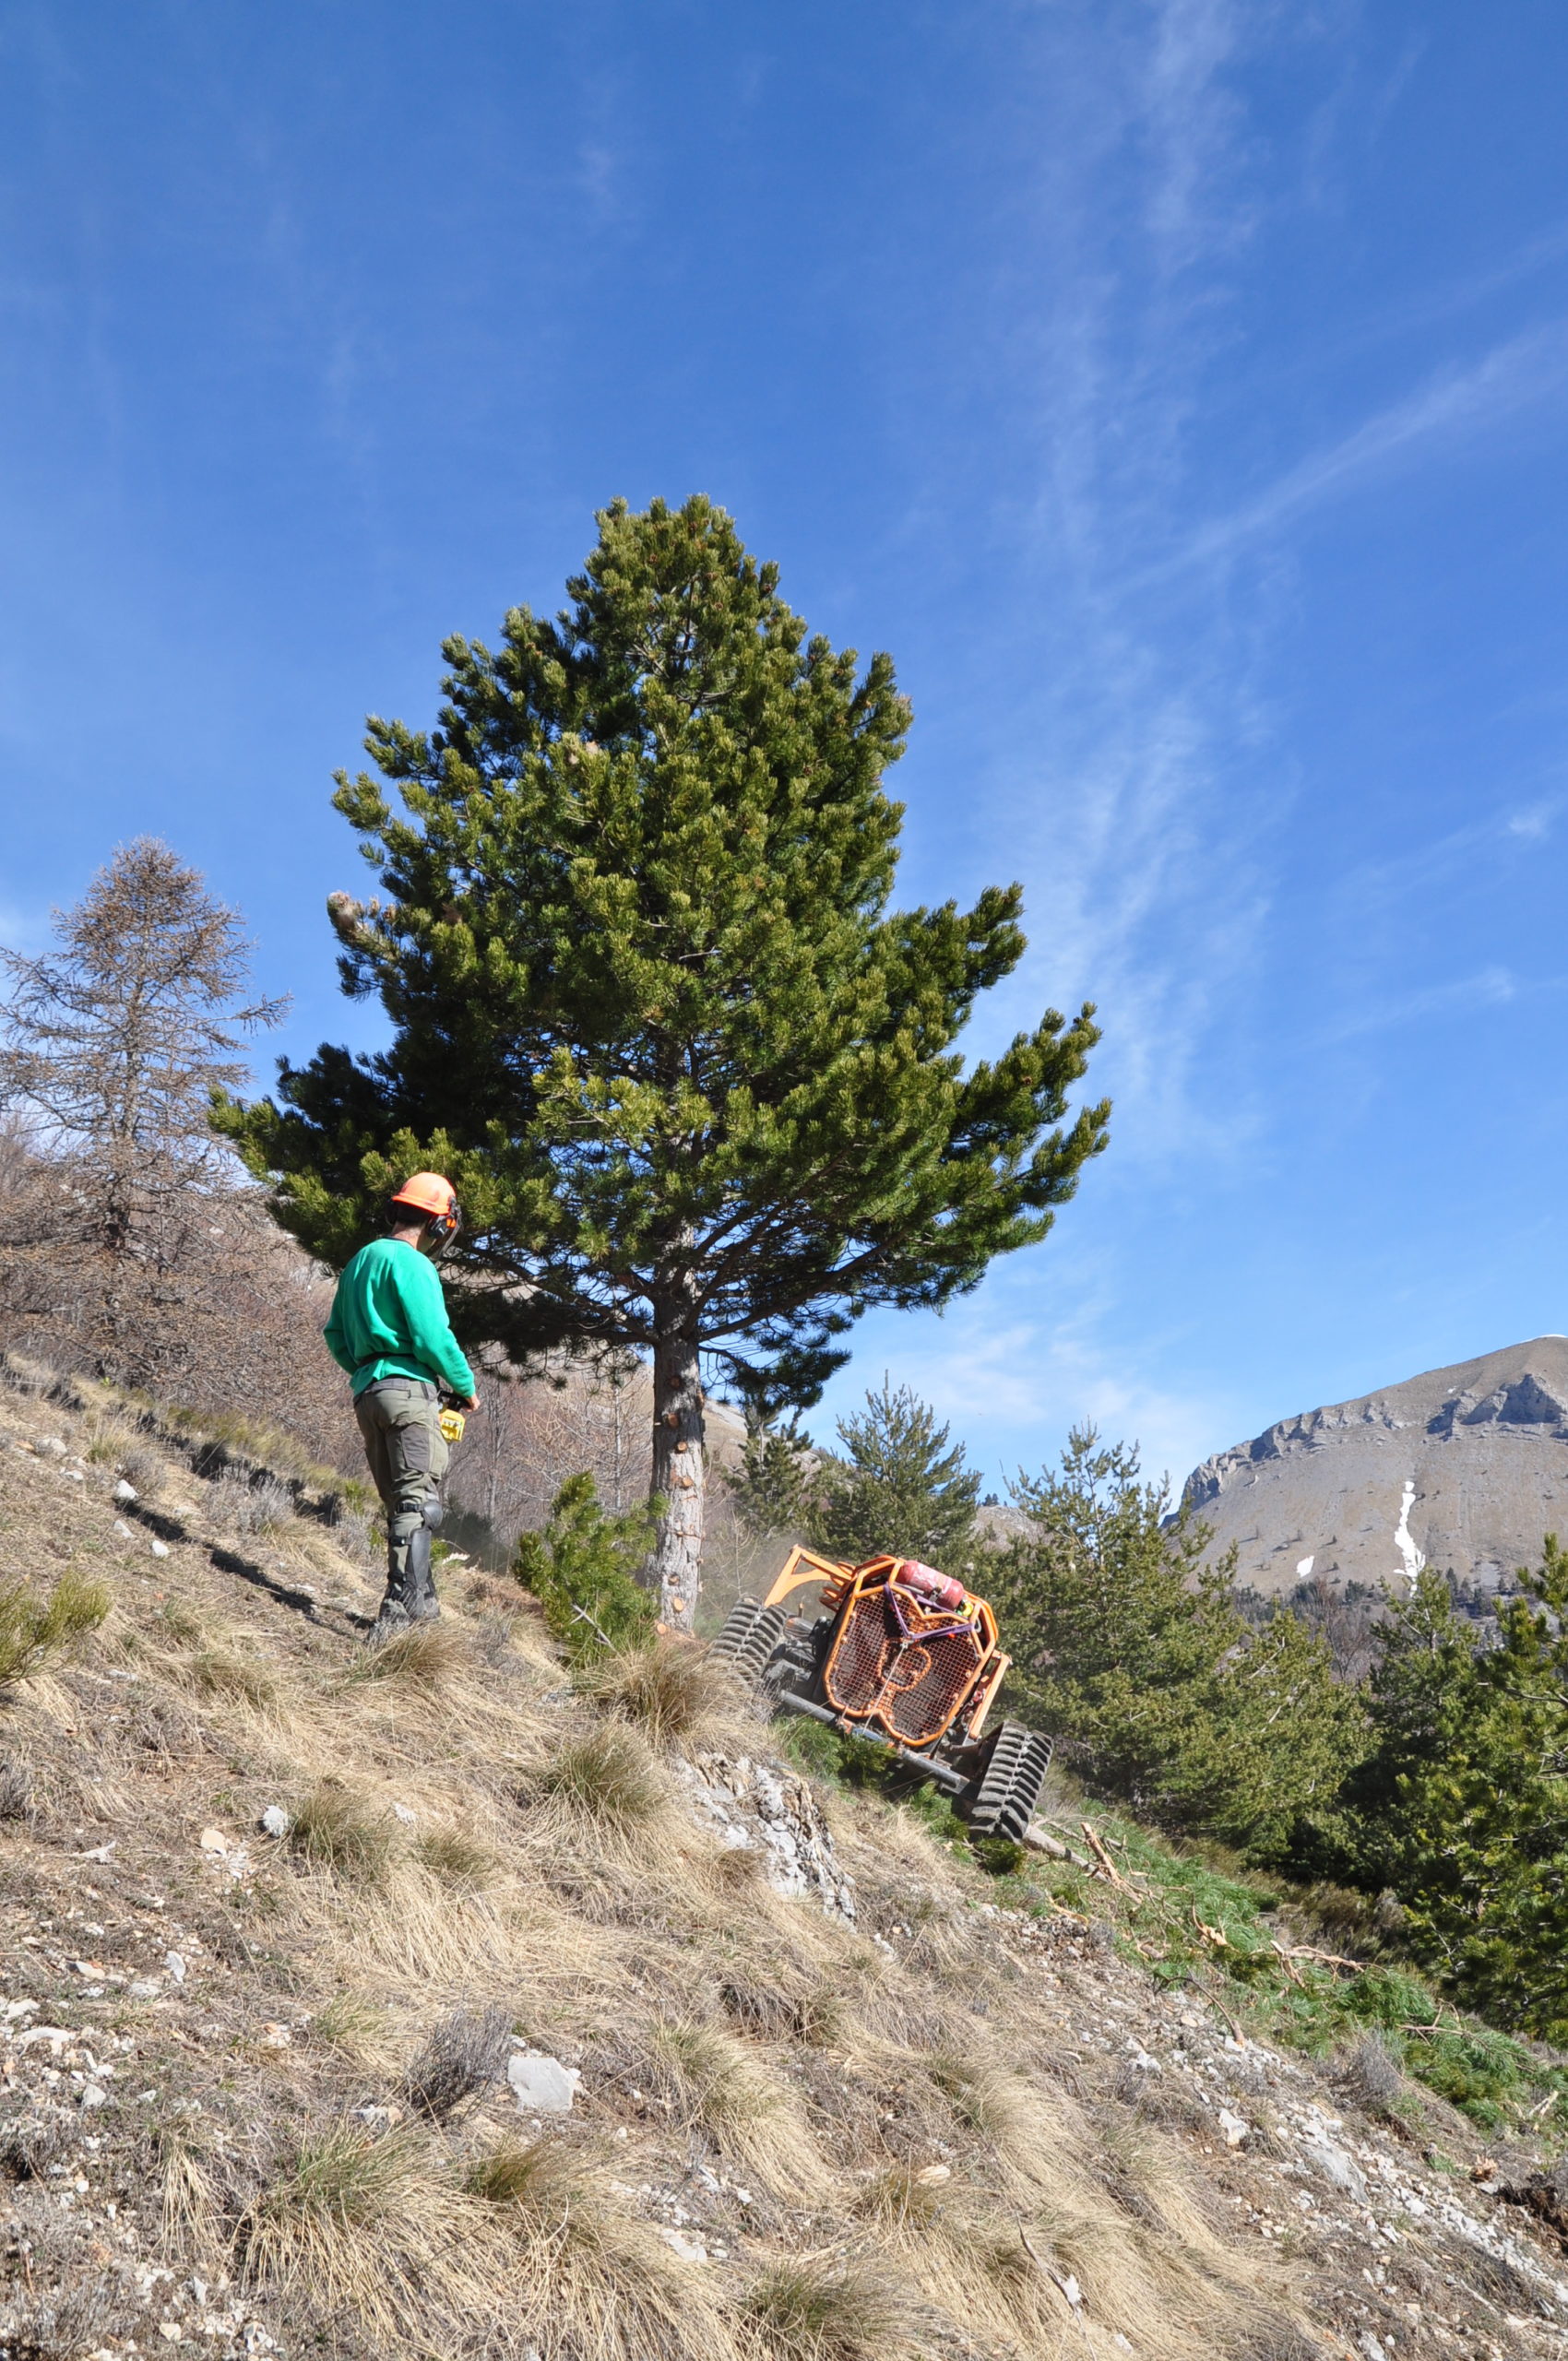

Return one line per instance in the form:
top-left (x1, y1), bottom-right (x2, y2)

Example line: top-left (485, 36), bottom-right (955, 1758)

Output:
top-left (2, 1360), bottom-right (1568, 2358)
top-left (1182, 1339), bottom-right (1568, 1597)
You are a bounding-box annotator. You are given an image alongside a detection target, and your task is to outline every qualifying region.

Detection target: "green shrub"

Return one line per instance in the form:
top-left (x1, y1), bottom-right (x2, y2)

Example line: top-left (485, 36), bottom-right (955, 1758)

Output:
top-left (0, 1567), bottom-right (112, 1687)
top-left (512, 1474), bottom-right (658, 1660)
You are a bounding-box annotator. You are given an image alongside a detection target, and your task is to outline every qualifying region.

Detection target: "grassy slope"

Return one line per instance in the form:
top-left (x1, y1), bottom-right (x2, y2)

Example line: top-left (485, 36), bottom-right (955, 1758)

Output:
top-left (0, 1359), bottom-right (1564, 2360)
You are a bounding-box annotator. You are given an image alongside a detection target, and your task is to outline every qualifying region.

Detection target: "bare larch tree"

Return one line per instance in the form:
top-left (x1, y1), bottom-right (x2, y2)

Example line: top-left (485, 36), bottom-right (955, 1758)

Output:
top-left (0, 838), bottom-right (287, 1394)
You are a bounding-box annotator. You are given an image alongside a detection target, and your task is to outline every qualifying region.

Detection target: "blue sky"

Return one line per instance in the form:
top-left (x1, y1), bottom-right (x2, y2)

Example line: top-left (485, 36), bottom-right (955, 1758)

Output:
top-left (4, 1), bottom-right (1568, 1496)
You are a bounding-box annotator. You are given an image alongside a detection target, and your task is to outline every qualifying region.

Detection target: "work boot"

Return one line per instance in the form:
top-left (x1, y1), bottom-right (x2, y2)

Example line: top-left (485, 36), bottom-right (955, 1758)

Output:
top-left (372, 1533), bottom-right (419, 1640)
top-left (406, 1522), bottom-right (441, 1623)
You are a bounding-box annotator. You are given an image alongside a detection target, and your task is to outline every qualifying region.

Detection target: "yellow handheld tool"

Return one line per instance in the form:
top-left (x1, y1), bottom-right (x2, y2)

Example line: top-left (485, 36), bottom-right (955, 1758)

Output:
top-left (438, 1407), bottom-right (467, 1446)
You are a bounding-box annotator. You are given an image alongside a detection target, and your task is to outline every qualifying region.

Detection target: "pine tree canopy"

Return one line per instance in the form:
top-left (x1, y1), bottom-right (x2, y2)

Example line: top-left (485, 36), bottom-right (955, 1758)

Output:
top-left (987, 1428), bottom-right (1361, 1862)
top-left (811, 1378), bottom-right (981, 1568)
top-left (216, 495), bottom-right (1109, 1619)
top-left (1336, 1554), bottom-right (1568, 2041)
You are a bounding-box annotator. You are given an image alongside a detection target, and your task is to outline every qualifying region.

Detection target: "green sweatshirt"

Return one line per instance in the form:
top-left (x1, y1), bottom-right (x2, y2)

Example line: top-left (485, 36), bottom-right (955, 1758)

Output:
top-left (324, 1238), bottom-right (476, 1399)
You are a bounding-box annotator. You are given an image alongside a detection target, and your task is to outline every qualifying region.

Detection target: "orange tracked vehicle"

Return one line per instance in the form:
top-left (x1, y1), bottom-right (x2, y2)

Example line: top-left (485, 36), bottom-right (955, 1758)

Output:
top-left (712, 1548), bottom-right (1052, 1843)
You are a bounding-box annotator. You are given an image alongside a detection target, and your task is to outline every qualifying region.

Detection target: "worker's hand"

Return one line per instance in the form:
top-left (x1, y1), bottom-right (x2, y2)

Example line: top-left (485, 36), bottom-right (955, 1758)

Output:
top-left (462, 1393), bottom-right (480, 1412)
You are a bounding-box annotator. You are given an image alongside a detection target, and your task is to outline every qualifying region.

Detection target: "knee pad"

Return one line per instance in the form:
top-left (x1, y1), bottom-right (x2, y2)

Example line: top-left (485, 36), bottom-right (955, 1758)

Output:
top-left (422, 1501), bottom-right (445, 1532)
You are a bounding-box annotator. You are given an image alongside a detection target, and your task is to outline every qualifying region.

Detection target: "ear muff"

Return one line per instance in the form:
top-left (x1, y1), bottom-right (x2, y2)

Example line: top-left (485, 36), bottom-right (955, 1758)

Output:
top-left (423, 1201), bottom-right (461, 1258)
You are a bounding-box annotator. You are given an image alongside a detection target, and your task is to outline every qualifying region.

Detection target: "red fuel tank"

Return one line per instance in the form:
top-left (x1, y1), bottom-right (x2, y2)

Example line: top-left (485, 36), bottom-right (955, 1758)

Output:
top-left (895, 1560), bottom-right (968, 1613)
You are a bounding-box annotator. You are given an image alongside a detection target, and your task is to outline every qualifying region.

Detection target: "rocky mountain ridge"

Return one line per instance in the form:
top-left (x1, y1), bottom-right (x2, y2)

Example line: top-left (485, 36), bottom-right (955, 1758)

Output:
top-left (1182, 1337), bottom-right (1568, 1596)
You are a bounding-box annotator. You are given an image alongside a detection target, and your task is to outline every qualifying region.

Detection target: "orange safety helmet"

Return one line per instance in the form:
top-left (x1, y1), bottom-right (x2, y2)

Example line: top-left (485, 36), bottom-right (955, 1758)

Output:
top-left (389, 1171), bottom-right (462, 1255)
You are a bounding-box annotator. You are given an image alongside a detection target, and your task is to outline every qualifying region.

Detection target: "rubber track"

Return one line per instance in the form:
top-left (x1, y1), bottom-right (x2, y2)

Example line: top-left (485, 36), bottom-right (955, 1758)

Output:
top-left (961, 1721), bottom-right (1054, 1842)
top-left (710, 1597), bottom-right (790, 1688)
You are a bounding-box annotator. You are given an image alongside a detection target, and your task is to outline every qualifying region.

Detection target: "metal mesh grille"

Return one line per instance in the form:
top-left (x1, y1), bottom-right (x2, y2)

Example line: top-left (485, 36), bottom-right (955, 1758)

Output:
top-left (825, 1585), bottom-right (988, 1747)
top-left (826, 1592), bottom-right (892, 1713)
top-left (882, 1625), bottom-right (986, 1743)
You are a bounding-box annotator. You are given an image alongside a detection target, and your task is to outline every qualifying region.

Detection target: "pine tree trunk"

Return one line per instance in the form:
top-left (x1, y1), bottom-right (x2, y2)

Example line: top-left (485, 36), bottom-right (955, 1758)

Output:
top-left (649, 1310), bottom-right (705, 1631)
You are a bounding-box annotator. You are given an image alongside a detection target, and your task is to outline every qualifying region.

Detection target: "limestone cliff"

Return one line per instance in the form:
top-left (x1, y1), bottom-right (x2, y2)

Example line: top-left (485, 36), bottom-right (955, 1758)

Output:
top-left (1182, 1336), bottom-right (1568, 1595)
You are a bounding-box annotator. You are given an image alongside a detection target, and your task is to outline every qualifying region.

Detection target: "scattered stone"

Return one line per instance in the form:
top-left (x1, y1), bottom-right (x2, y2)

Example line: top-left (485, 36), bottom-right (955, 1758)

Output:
top-left (150, 1538), bottom-right (171, 1559)
top-left (659, 2226), bottom-right (710, 2263)
top-left (113, 1478), bottom-right (138, 1502)
top-left (259, 2023), bottom-right (291, 2048)
top-left (128, 1979), bottom-right (160, 1999)
top-left (113, 1519), bottom-right (133, 1536)
top-left (79, 2081), bottom-right (107, 2107)
top-left (393, 1802), bottom-right (418, 1824)
top-left (258, 1805), bottom-right (291, 1839)
top-left (62, 1466), bottom-right (84, 1481)
top-left (1299, 2132), bottom-right (1366, 2199)
top-left (38, 1437), bottom-right (66, 1457)
top-left (506, 2049), bottom-right (579, 2114)
top-left (1218, 2107), bottom-right (1251, 2148)
top-left (199, 1827), bottom-right (230, 1854)
top-left (165, 1952), bottom-right (187, 1985)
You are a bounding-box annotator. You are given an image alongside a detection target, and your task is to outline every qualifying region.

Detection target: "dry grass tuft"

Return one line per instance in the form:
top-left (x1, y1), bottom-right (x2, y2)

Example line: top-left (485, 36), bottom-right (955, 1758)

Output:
top-left (466, 2135), bottom-right (738, 2361)
top-left (720, 1975), bottom-right (841, 2047)
top-left (926, 2049), bottom-right (1036, 2155)
top-left (234, 2118), bottom-right (492, 2347)
top-left (578, 1635), bottom-right (736, 1746)
top-left (81, 1411), bottom-right (140, 1467)
top-left (285, 1782), bottom-right (395, 1882)
top-left (647, 2018), bottom-right (827, 2196)
top-left (414, 1824), bottom-right (498, 1890)
top-left (741, 2259), bottom-right (910, 2361)
top-left (538, 1723), bottom-right (667, 1834)
top-left (403, 2002), bottom-right (512, 2121)
top-left (160, 2131), bottom-right (220, 2262)
top-left (854, 2165), bottom-right (944, 2230)
top-left (149, 1597), bottom-right (278, 1703)
top-left (0, 1566), bottom-right (111, 1687)
top-left (157, 1597), bottom-right (208, 1645)
top-left (312, 1991), bottom-right (387, 2064)
top-left (185, 1644), bottom-right (277, 1704)
top-left (349, 1620), bottom-right (464, 1688)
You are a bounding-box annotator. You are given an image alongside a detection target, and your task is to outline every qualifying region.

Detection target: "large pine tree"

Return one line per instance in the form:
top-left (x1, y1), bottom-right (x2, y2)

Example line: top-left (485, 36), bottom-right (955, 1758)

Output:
top-left (218, 497), bottom-right (1109, 1623)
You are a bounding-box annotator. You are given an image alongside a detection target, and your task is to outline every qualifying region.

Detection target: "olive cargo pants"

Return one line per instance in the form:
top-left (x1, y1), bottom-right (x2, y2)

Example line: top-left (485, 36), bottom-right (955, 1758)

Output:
top-left (354, 1377), bottom-right (449, 1623)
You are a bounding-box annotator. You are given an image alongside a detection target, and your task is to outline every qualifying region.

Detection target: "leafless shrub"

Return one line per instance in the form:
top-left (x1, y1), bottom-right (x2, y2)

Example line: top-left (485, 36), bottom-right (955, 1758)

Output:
top-left (209, 1471), bottom-right (295, 1536)
top-left (331, 1503), bottom-right (380, 1567)
top-left (0, 1760), bottom-right (34, 1821)
top-left (402, 2005), bottom-right (512, 2122)
top-left (117, 1443), bottom-right (166, 1499)
top-left (0, 1350), bottom-right (59, 1400)
top-left (0, 2109), bottom-right (69, 2178)
top-left (1332, 2030), bottom-right (1406, 2118)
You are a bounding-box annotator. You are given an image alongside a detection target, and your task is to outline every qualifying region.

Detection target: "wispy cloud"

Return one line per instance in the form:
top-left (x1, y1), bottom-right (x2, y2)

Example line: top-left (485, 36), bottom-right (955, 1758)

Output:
top-left (822, 1291), bottom-right (1245, 1494)
top-left (1152, 321), bottom-right (1568, 581)
top-left (1322, 963), bottom-right (1518, 1043)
